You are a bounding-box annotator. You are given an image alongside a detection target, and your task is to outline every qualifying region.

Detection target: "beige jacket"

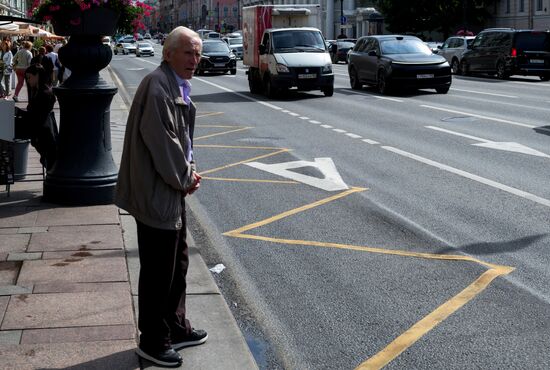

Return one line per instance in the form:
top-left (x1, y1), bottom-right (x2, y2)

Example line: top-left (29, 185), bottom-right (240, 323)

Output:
top-left (115, 62), bottom-right (196, 230)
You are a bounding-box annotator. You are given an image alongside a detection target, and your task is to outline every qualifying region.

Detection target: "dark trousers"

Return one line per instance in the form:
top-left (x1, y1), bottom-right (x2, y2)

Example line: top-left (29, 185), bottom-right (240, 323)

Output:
top-left (136, 214), bottom-right (192, 351)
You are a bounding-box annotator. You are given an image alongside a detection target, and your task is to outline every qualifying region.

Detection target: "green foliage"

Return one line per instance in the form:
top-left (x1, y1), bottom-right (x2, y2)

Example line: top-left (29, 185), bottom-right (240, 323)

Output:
top-left (374, 0), bottom-right (495, 38)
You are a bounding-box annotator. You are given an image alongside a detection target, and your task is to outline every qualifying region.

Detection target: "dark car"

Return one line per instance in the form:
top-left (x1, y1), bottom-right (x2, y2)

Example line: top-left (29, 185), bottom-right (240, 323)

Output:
top-left (460, 28), bottom-right (550, 81)
top-left (329, 40), bottom-right (355, 64)
top-left (195, 39), bottom-right (237, 75)
top-left (348, 35), bottom-right (452, 94)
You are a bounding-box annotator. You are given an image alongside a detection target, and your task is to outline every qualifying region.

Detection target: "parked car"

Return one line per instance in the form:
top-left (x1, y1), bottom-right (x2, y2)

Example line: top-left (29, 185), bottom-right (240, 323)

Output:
top-left (328, 40), bottom-right (355, 64)
top-left (195, 39), bottom-right (237, 75)
top-left (113, 42), bottom-right (133, 55)
top-left (460, 28), bottom-right (550, 80)
top-left (425, 41), bottom-right (443, 53)
top-left (437, 36), bottom-right (475, 74)
top-left (117, 35), bottom-right (135, 44)
top-left (144, 32), bottom-right (151, 39)
top-left (136, 42), bottom-right (154, 57)
top-left (223, 36), bottom-right (243, 59)
top-left (348, 35), bottom-right (452, 94)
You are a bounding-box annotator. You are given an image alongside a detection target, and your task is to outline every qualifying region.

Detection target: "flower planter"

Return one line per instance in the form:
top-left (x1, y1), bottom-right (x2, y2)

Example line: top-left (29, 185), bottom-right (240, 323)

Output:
top-left (51, 7), bottom-right (119, 37)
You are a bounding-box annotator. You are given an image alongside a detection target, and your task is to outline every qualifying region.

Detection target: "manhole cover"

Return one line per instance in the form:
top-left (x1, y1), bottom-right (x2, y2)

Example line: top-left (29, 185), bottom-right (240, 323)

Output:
top-left (441, 116), bottom-right (478, 123)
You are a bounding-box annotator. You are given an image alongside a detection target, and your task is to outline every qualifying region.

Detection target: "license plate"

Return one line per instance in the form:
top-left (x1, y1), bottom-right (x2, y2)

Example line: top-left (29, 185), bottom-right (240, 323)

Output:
top-left (214, 63), bottom-right (226, 67)
top-left (417, 74), bottom-right (434, 79)
top-left (530, 59), bottom-right (544, 64)
top-left (298, 73), bottom-right (317, 79)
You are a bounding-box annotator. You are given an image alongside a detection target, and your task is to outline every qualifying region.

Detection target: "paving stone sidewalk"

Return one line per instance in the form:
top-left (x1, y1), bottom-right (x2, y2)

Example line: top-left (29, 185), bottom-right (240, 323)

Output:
top-left (0, 69), bottom-right (257, 369)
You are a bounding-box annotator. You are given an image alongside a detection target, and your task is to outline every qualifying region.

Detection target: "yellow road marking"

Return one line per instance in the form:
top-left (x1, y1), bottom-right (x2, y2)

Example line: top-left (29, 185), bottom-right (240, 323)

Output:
top-left (198, 124), bottom-right (246, 128)
top-left (196, 112), bottom-right (224, 118)
top-left (356, 266), bottom-right (514, 370)
top-left (202, 176), bottom-right (298, 184)
top-left (223, 187), bottom-right (515, 368)
top-left (224, 187), bottom-right (367, 236)
top-left (195, 144), bottom-right (287, 150)
top-left (195, 127), bottom-right (252, 141)
top-left (199, 148), bottom-right (291, 175)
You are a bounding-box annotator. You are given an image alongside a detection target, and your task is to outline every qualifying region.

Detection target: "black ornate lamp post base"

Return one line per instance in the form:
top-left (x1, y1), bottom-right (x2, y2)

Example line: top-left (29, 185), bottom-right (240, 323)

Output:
top-left (43, 86), bottom-right (118, 205)
top-left (46, 9), bottom-right (120, 205)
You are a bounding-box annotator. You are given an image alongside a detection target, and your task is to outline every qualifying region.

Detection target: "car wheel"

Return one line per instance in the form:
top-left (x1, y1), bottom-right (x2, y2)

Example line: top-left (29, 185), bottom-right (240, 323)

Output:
top-left (540, 75), bottom-right (550, 81)
top-left (249, 71), bottom-right (262, 94)
top-left (377, 70), bottom-right (390, 95)
top-left (451, 59), bottom-right (460, 74)
top-left (264, 77), bottom-right (277, 98)
top-left (436, 86), bottom-right (450, 94)
top-left (496, 61), bottom-right (509, 79)
top-left (349, 67), bottom-right (362, 90)
top-left (322, 85), bottom-right (334, 97)
top-left (459, 60), bottom-right (469, 76)
top-left (231, 68), bottom-right (237, 75)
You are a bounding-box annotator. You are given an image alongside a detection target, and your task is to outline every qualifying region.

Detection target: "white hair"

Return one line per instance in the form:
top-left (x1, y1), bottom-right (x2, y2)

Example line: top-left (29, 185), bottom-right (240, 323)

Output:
top-left (162, 26), bottom-right (201, 60)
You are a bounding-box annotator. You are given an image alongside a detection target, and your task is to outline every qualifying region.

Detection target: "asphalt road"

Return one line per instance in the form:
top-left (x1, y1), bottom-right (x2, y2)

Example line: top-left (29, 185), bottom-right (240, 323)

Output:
top-left (110, 45), bottom-right (550, 369)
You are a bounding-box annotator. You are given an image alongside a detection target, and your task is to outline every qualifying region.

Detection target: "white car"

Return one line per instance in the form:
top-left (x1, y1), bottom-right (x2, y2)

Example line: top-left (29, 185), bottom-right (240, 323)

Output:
top-left (136, 42), bottom-right (154, 57)
top-left (437, 36), bottom-right (475, 74)
top-left (114, 42), bottom-right (134, 55)
top-left (224, 37), bottom-right (243, 59)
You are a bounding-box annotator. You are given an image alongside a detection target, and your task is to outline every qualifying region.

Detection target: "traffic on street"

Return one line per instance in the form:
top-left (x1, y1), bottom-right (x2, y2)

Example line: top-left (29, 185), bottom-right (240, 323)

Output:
top-left (110, 40), bottom-right (550, 369)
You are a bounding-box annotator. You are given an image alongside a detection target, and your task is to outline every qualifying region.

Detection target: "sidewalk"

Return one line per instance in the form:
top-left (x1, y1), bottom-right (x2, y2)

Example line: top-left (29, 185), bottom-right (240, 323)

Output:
top-left (0, 69), bottom-right (258, 369)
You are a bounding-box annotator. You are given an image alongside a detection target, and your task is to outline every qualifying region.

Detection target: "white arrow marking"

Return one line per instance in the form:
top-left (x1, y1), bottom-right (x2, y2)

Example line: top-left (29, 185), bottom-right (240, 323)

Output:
top-left (426, 126), bottom-right (550, 158)
top-left (245, 158), bottom-right (349, 192)
top-left (472, 142), bottom-right (550, 157)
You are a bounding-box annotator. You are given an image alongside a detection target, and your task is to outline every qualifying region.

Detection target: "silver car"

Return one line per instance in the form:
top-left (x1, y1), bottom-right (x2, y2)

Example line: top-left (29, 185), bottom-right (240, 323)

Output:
top-left (437, 36), bottom-right (475, 74)
top-left (136, 42), bottom-right (154, 57)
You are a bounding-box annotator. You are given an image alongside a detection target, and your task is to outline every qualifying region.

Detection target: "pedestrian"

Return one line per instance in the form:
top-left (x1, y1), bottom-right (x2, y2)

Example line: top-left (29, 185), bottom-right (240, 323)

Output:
top-left (115, 26), bottom-right (207, 367)
top-left (0, 40), bottom-right (13, 99)
top-left (45, 44), bottom-right (60, 86)
top-left (20, 63), bottom-right (58, 169)
top-left (12, 41), bottom-right (33, 102)
top-left (31, 46), bottom-right (54, 85)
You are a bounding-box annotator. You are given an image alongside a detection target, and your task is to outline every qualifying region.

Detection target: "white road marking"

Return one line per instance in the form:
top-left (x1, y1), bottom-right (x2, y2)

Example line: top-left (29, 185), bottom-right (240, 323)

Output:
top-left (309, 120), bottom-right (321, 124)
top-left (288, 112), bottom-right (300, 116)
top-left (421, 105), bottom-right (537, 129)
top-left (333, 129), bottom-right (347, 133)
top-left (375, 96), bottom-right (404, 102)
top-left (246, 158), bottom-right (349, 191)
top-left (382, 146), bottom-right (550, 208)
top-left (426, 126), bottom-right (550, 158)
top-left (321, 124), bottom-right (333, 128)
top-left (346, 133), bottom-right (362, 139)
top-left (299, 116), bottom-right (310, 120)
top-left (450, 88), bottom-right (517, 98)
top-left (362, 139), bottom-right (379, 144)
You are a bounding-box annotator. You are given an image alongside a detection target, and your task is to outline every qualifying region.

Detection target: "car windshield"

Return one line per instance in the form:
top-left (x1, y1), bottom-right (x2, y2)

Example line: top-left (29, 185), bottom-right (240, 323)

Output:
top-left (203, 42), bottom-right (230, 53)
top-left (138, 43), bottom-right (151, 48)
top-left (122, 43), bottom-right (131, 47)
top-left (337, 41), bottom-right (355, 49)
top-left (228, 38), bottom-right (243, 46)
top-left (516, 32), bottom-right (550, 51)
top-left (272, 30), bottom-right (326, 52)
top-left (381, 39), bottom-right (432, 55)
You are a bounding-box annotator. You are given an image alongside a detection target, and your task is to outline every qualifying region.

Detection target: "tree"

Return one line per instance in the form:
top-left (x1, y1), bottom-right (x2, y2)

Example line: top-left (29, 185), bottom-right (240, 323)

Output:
top-left (374, 0), bottom-right (495, 39)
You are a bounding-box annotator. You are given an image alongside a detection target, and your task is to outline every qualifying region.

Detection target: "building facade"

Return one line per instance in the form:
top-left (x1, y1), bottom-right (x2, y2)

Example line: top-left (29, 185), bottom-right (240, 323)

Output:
top-left (156, 0), bottom-right (383, 39)
top-left (488, 0), bottom-right (550, 29)
top-left (0, 0), bottom-right (27, 18)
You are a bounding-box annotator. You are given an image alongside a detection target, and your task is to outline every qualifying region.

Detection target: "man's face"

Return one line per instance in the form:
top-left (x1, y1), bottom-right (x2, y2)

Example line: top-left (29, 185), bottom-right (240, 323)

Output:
top-left (166, 36), bottom-right (202, 80)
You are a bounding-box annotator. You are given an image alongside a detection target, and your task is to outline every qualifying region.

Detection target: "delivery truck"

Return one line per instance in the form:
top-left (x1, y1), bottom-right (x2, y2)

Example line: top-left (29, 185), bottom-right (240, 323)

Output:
top-left (242, 4), bottom-right (334, 97)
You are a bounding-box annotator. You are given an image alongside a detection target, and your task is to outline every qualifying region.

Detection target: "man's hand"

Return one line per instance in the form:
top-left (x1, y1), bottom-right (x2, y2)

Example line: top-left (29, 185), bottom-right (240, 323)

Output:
top-left (186, 171), bottom-right (202, 195)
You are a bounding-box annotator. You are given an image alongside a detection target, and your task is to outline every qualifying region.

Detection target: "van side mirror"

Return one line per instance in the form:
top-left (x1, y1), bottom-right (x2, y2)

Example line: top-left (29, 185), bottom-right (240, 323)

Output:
top-left (259, 44), bottom-right (266, 55)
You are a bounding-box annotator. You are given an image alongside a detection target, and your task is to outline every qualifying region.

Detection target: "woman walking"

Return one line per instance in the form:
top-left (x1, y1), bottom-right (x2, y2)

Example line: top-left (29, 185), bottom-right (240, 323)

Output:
top-left (0, 40), bottom-right (13, 99)
top-left (12, 41), bottom-right (33, 102)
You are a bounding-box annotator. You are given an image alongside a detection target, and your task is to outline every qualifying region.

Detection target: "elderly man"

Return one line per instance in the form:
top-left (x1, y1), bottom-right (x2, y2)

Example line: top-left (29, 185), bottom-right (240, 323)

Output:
top-left (115, 27), bottom-right (206, 367)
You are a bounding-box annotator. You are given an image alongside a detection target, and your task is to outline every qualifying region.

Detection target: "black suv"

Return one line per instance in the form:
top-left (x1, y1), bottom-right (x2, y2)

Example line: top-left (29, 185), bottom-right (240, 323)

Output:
top-left (195, 39), bottom-right (237, 75)
top-left (460, 28), bottom-right (550, 81)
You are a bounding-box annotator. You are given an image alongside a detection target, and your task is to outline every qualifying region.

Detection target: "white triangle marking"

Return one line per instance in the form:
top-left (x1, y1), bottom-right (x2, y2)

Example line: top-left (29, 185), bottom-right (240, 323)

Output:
top-left (246, 158), bottom-right (349, 191)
